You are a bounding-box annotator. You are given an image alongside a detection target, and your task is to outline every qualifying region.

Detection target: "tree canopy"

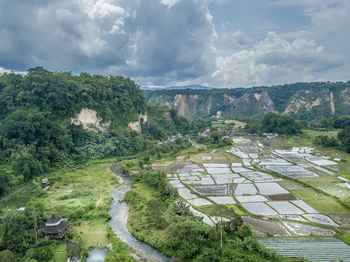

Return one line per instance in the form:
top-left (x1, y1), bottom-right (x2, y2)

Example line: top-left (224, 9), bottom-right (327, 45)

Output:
top-left (244, 113), bottom-right (303, 136)
top-left (0, 68), bottom-right (205, 197)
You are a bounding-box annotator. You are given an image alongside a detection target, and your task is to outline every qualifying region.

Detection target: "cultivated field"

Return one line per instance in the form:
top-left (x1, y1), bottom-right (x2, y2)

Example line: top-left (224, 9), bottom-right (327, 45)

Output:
top-left (160, 134), bottom-right (350, 261)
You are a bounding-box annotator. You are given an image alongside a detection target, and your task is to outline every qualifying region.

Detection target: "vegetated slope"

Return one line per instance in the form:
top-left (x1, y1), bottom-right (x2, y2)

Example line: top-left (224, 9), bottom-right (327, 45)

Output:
top-left (145, 81), bottom-right (350, 120)
top-left (0, 67), bottom-right (201, 197)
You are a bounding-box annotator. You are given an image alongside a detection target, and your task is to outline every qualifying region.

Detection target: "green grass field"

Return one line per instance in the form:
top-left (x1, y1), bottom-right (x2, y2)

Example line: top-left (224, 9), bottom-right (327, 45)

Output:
top-left (279, 179), bottom-right (350, 214)
top-left (73, 219), bottom-right (109, 248)
top-left (0, 158), bottom-right (133, 261)
top-left (42, 160), bottom-right (118, 215)
top-left (299, 175), bottom-right (349, 198)
top-left (50, 243), bottom-right (66, 262)
top-left (0, 184), bottom-right (39, 211)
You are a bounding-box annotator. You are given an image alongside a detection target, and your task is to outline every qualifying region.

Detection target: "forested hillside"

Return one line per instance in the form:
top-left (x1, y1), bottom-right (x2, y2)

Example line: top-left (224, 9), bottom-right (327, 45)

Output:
top-left (0, 68), bottom-right (203, 197)
top-left (145, 81), bottom-right (350, 120)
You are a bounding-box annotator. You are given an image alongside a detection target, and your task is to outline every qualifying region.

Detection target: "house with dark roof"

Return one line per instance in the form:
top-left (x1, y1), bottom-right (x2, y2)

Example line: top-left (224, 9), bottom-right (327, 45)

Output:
top-left (39, 215), bottom-right (72, 239)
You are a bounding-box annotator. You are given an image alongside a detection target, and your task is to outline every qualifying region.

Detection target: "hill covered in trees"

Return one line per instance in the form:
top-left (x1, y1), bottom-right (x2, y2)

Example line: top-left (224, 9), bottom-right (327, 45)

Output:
top-left (145, 81), bottom-right (350, 120)
top-left (0, 67), bottom-right (206, 197)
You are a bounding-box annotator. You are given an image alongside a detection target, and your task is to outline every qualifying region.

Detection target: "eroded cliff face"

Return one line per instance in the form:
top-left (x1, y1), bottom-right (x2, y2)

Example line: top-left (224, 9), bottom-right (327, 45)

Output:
top-left (283, 89), bottom-right (332, 115)
top-left (71, 108), bottom-right (110, 132)
top-left (145, 83), bottom-right (350, 119)
top-left (235, 91), bottom-right (276, 114)
top-left (341, 88), bottom-right (350, 110)
top-left (128, 114), bottom-right (148, 132)
top-left (155, 91), bottom-right (276, 117)
top-left (171, 94), bottom-right (203, 117)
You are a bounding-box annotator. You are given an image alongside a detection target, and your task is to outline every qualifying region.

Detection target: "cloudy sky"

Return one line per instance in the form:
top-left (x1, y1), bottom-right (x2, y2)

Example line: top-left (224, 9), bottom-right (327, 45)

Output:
top-left (0, 0), bottom-right (349, 88)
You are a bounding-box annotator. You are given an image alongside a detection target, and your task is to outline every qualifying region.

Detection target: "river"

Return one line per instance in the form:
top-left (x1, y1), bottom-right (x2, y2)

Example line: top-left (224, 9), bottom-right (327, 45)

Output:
top-left (109, 163), bottom-right (173, 262)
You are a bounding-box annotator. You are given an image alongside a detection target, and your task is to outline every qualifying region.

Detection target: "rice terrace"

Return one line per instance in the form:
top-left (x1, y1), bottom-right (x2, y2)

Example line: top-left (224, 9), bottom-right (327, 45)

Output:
top-left (2, 1), bottom-right (350, 260)
top-left (154, 134), bottom-right (350, 262)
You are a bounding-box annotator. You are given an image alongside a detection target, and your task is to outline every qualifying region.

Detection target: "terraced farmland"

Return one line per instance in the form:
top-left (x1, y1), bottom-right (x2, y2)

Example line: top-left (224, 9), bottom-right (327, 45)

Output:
top-left (158, 135), bottom-right (350, 260)
top-left (258, 237), bottom-right (350, 262)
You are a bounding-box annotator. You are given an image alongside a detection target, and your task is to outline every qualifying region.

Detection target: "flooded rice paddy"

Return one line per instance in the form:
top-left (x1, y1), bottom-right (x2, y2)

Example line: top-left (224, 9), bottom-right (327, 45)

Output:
top-left (258, 237), bottom-right (350, 262)
top-left (160, 136), bottom-right (350, 260)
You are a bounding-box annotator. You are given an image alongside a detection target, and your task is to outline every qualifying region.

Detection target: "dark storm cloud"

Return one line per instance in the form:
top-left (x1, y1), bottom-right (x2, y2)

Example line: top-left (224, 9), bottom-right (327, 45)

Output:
top-left (1, 0), bottom-right (350, 87)
top-left (113, 0), bottom-right (215, 82)
top-left (0, 0), bottom-right (215, 83)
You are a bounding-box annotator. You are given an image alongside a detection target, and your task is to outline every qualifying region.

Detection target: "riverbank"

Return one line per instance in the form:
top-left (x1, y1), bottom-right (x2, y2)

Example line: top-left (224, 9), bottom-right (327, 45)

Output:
top-left (0, 159), bottom-right (134, 261)
top-left (123, 161), bottom-right (284, 261)
top-left (109, 163), bottom-right (173, 262)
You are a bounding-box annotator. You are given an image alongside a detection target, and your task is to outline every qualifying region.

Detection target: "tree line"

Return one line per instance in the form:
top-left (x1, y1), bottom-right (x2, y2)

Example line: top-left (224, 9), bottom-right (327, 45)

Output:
top-left (244, 113), bottom-right (303, 136)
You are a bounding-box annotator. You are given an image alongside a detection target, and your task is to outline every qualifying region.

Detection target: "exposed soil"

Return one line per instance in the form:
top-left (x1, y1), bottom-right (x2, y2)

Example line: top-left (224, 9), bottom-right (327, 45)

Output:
top-left (331, 214), bottom-right (350, 227)
top-left (242, 216), bottom-right (290, 236)
top-left (268, 194), bottom-right (297, 201)
top-left (192, 185), bottom-right (228, 196)
top-left (283, 222), bottom-right (335, 236)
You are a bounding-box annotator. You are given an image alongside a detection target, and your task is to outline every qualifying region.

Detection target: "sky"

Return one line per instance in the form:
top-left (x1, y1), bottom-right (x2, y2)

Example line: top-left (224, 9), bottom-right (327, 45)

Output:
top-left (0, 0), bottom-right (349, 88)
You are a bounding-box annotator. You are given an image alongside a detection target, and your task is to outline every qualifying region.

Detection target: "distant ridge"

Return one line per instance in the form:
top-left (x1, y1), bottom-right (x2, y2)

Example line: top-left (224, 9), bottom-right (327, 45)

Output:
top-left (145, 81), bottom-right (350, 120)
top-left (141, 84), bottom-right (213, 91)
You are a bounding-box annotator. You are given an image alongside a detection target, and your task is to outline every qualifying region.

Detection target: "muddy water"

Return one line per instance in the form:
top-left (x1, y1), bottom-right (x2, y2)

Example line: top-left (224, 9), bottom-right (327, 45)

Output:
top-left (109, 163), bottom-right (173, 262)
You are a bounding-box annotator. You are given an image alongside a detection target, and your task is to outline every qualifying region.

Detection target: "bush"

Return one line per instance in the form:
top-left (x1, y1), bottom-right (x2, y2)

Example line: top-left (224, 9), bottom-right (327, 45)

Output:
top-left (0, 250), bottom-right (17, 262)
top-left (24, 246), bottom-right (54, 262)
top-left (245, 113), bottom-right (302, 136)
top-left (338, 126), bottom-right (350, 152)
top-left (314, 135), bottom-right (338, 147)
top-left (166, 219), bottom-right (209, 259)
top-left (237, 224), bottom-right (252, 239)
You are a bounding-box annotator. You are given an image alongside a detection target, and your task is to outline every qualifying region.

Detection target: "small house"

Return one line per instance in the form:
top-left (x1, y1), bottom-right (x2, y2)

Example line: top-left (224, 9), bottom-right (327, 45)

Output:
top-left (40, 215), bottom-right (72, 239)
top-left (263, 133), bottom-right (278, 139)
top-left (155, 141), bottom-right (164, 147)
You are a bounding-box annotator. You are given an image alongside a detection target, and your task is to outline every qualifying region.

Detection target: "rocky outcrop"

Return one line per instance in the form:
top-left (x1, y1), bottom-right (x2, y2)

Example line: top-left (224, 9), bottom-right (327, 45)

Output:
top-left (71, 108), bottom-right (110, 132)
top-left (235, 91), bottom-right (276, 114)
top-left (145, 82), bottom-right (350, 119)
top-left (330, 91), bottom-right (335, 115)
top-left (148, 91), bottom-right (276, 118)
top-left (173, 94), bottom-right (200, 117)
top-left (283, 89), bottom-right (330, 115)
top-left (341, 87), bottom-right (350, 106)
top-left (128, 114), bottom-right (148, 132)
top-left (224, 94), bottom-right (235, 103)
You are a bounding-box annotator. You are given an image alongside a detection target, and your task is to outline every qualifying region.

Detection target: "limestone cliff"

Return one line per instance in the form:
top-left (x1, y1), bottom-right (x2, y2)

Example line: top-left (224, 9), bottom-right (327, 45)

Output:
top-left (283, 89), bottom-right (330, 115)
top-left (71, 108), bottom-right (110, 132)
top-left (128, 114), bottom-right (148, 132)
top-left (147, 90), bottom-right (276, 118)
top-left (145, 81), bottom-right (350, 120)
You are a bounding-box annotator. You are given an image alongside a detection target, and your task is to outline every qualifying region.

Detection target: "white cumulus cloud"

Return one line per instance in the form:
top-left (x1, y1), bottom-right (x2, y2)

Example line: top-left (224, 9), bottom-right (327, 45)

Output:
top-left (212, 31), bottom-right (342, 88)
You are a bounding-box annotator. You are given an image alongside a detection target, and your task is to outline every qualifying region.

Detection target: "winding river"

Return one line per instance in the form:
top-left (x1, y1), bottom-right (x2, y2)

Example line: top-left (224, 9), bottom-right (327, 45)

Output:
top-left (109, 163), bottom-right (173, 262)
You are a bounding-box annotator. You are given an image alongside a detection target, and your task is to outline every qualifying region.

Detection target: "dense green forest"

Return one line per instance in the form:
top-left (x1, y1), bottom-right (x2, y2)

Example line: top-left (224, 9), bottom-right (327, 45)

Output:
top-left (244, 113), bottom-right (303, 136)
top-left (0, 68), bottom-right (207, 197)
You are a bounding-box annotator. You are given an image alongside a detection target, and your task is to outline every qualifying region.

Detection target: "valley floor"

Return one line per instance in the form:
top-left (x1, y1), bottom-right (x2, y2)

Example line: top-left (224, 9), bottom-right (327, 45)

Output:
top-left (144, 132), bottom-right (350, 261)
top-left (1, 130), bottom-right (350, 261)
